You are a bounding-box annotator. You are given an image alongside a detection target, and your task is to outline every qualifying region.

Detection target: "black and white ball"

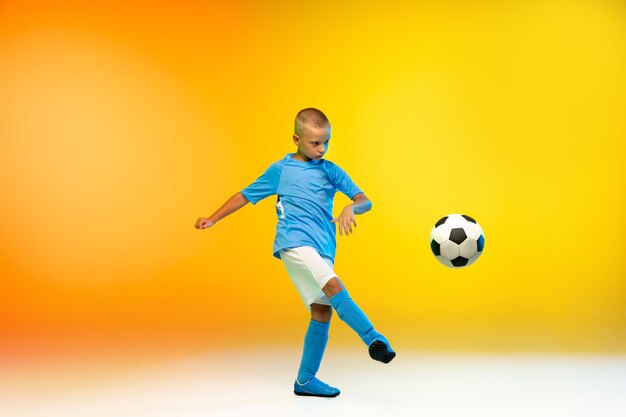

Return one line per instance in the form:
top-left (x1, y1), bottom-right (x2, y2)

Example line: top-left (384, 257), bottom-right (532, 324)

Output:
top-left (430, 214), bottom-right (485, 268)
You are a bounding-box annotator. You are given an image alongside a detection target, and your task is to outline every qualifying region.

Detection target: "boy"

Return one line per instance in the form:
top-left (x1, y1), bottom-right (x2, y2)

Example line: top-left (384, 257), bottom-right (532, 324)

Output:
top-left (195, 108), bottom-right (395, 398)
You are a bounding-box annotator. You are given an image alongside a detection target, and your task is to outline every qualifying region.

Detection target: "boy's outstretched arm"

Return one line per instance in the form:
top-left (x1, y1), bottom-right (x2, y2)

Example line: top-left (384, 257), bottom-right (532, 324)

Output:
top-left (195, 192), bottom-right (249, 229)
top-left (331, 193), bottom-right (372, 236)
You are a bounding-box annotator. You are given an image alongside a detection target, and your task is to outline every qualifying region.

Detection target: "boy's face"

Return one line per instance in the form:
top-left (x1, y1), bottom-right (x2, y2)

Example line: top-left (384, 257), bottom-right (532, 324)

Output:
top-left (293, 124), bottom-right (331, 161)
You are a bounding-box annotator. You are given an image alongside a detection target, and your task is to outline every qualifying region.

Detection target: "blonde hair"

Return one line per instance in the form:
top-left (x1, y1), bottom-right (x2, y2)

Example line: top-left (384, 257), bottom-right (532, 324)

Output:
top-left (294, 108), bottom-right (330, 136)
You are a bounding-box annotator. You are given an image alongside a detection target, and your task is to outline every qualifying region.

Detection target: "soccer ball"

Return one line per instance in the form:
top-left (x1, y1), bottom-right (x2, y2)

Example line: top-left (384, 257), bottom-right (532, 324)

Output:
top-left (430, 214), bottom-right (485, 268)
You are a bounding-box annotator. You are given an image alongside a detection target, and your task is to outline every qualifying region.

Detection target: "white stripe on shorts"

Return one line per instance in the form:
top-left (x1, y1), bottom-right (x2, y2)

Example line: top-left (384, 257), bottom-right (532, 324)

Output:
top-left (279, 246), bottom-right (338, 309)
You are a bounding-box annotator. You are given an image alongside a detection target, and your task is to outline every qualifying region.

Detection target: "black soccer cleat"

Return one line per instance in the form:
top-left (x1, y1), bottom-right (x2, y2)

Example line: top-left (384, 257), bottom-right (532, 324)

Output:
top-left (368, 340), bottom-right (396, 364)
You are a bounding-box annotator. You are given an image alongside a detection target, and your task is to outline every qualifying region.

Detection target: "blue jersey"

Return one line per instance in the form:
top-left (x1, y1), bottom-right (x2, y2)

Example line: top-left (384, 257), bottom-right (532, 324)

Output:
top-left (241, 153), bottom-right (362, 262)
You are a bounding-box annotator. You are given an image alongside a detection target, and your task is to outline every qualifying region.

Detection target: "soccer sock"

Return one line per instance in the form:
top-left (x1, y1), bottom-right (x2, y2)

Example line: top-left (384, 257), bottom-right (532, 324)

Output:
top-left (329, 290), bottom-right (383, 347)
top-left (297, 319), bottom-right (330, 384)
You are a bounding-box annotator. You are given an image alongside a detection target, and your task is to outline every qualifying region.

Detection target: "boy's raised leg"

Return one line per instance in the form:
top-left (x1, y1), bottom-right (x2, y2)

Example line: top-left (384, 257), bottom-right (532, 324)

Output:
top-left (324, 279), bottom-right (395, 363)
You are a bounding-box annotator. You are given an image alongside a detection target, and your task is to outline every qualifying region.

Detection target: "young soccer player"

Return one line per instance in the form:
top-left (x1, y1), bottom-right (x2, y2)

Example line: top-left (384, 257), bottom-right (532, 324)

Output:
top-left (195, 108), bottom-right (395, 398)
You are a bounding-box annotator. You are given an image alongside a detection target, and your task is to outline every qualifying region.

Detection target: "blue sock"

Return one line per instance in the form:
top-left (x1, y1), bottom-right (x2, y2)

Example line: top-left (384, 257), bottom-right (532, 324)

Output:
top-left (297, 319), bottom-right (330, 384)
top-left (329, 290), bottom-right (386, 347)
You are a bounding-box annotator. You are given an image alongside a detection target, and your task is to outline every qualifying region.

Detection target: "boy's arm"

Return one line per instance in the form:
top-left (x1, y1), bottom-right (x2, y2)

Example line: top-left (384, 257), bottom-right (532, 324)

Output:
top-left (195, 192), bottom-right (249, 229)
top-left (331, 193), bottom-right (372, 236)
top-left (349, 193), bottom-right (372, 215)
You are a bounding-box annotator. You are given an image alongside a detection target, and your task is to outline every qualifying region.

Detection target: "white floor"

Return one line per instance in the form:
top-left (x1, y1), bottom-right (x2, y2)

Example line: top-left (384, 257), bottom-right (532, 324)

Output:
top-left (2, 348), bottom-right (626, 417)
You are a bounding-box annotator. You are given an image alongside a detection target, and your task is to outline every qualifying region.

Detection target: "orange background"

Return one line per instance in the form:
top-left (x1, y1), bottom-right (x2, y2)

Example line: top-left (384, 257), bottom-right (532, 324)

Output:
top-left (1, 0), bottom-right (625, 365)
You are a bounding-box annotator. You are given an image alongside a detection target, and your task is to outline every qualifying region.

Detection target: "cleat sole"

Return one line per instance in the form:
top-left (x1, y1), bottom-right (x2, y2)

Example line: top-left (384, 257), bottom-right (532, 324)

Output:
top-left (369, 340), bottom-right (396, 364)
top-left (294, 390), bottom-right (340, 398)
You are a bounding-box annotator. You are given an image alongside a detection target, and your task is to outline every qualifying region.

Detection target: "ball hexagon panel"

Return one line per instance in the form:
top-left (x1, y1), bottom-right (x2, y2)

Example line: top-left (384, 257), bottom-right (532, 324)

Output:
top-left (466, 250), bottom-right (484, 267)
top-left (459, 238), bottom-right (478, 258)
top-left (464, 222), bottom-right (482, 240)
top-left (431, 224), bottom-right (452, 244)
top-left (439, 240), bottom-right (460, 260)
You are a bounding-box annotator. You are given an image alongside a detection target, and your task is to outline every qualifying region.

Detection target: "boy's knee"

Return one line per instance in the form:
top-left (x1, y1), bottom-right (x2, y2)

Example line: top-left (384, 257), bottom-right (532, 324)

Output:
top-left (310, 303), bottom-right (332, 322)
top-left (322, 277), bottom-right (345, 298)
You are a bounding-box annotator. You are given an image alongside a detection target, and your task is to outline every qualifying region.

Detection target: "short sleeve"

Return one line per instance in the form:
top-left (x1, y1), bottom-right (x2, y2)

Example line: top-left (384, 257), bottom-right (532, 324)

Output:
top-left (241, 161), bottom-right (283, 205)
top-left (328, 162), bottom-right (362, 199)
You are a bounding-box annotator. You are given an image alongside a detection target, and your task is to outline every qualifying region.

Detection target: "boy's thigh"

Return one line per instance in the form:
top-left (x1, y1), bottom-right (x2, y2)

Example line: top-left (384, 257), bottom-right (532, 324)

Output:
top-left (279, 246), bottom-right (337, 309)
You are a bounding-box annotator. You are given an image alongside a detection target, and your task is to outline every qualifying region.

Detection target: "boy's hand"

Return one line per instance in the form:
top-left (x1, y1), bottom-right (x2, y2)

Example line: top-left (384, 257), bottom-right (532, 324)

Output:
top-left (195, 218), bottom-right (214, 230)
top-left (331, 207), bottom-right (357, 236)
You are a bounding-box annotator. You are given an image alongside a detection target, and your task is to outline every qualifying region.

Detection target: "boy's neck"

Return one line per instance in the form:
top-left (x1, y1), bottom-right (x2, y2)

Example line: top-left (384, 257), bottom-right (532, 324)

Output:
top-left (293, 150), bottom-right (312, 162)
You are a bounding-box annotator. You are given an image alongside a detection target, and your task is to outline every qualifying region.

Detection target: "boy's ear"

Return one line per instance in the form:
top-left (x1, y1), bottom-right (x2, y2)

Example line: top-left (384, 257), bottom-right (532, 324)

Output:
top-left (292, 134), bottom-right (300, 145)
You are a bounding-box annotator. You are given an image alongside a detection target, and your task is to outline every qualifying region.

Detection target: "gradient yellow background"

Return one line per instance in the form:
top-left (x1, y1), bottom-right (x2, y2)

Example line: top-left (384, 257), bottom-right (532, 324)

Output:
top-left (1, 0), bottom-right (625, 364)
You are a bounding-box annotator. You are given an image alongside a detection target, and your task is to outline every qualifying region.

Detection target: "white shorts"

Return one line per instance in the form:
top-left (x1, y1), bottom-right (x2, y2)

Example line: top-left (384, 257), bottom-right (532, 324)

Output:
top-left (279, 246), bottom-right (338, 309)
